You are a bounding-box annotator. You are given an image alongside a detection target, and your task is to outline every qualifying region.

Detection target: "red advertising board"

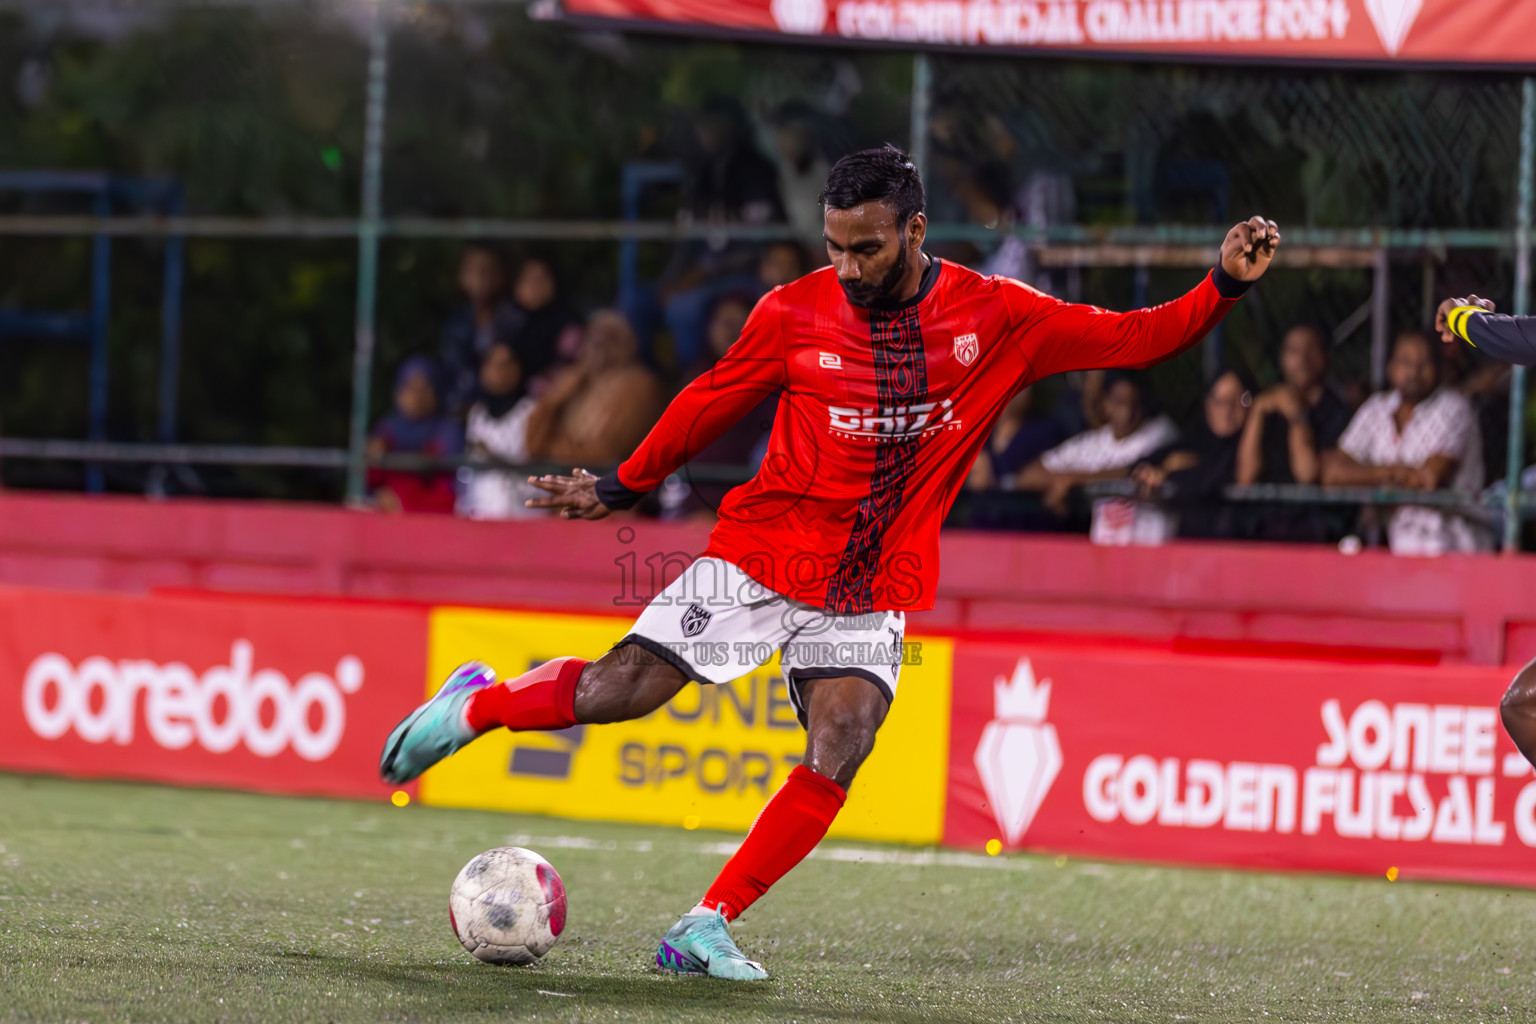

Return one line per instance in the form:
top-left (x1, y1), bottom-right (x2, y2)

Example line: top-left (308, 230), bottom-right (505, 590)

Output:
top-left (0, 588), bottom-right (427, 800)
top-left (560, 0), bottom-right (1536, 68)
top-left (946, 640), bottom-right (1536, 887)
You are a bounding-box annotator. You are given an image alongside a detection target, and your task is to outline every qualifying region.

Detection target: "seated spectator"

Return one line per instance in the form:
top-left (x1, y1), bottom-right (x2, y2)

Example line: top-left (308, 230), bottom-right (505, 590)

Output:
top-left (624, 97), bottom-right (786, 372)
top-left (759, 240), bottom-right (811, 290)
top-left (663, 293), bottom-right (779, 520)
top-left (1321, 330), bottom-right (1489, 556)
top-left (1013, 372), bottom-right (1177, 524)
top-left (525, 311), bottom-right (665, 467)
top-left (966, 386), bottom-right (1062, 492)
top-left (368, 357), bottom-right (464, 515)
top-left (1235, 325), bottom-right (1354, 542)
top-left (1237, 325), bottom-right (1351, 486)
top-left (458, 342), bottom-right (546, 521)
top-left (508, 256), bottom-right (582, 395)
top-left (681, 292), bottom-right (754, 382)
top-left (1132, 369), bottom-right (1254, 540)
top-left (440, 245), bottom-right (523, 418)
top-left (768, 101), bottom-right (833, 246)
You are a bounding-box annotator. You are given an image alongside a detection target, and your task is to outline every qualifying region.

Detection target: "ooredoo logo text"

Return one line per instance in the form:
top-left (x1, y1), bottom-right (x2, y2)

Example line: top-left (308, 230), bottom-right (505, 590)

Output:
top-left (21, 640), bottom-right (364, 761)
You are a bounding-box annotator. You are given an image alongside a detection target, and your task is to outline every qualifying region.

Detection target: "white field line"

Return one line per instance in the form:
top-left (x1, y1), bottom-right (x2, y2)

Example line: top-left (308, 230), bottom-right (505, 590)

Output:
top-left (506, 833), bottom-right (1033, 872)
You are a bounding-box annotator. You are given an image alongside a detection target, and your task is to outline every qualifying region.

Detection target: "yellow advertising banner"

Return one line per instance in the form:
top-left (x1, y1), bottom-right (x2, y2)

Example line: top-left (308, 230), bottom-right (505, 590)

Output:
top-left (419, 608), bottom-right (952, 844)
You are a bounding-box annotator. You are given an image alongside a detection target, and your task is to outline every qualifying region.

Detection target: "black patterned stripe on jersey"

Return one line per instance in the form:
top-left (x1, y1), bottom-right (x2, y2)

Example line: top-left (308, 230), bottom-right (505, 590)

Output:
top-left (825, 305), bottom-right (927, 614)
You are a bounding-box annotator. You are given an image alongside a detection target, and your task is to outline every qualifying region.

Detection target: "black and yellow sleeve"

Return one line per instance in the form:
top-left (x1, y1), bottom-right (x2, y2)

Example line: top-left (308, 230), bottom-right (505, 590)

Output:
top-left (1445, 305), bottom-right (1488, 345)
top-left (1447, 308), bottom-right (1536, 366)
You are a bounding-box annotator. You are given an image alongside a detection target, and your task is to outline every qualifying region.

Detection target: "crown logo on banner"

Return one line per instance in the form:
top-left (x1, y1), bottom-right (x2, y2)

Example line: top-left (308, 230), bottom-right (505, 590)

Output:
top-left (974, 658), bottom-right (1063, 847)
top-left (1364, 0), bottom-right (1423, 55)
top-left (994, 657), bottom-right (1053, 722)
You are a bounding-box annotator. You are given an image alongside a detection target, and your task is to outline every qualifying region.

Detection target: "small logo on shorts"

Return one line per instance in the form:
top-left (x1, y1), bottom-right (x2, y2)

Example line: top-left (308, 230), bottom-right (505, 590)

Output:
top-left (680, 604), bottom-right (712, 638)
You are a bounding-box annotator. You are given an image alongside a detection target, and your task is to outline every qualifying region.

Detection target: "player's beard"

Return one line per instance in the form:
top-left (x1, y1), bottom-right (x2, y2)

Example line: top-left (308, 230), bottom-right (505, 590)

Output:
top-left (840, 243), bottom-right (910, 309)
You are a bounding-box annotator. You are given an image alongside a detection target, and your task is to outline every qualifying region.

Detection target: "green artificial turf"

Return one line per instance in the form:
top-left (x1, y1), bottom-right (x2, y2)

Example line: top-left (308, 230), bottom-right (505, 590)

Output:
top-left (1, 773), bottom-right (1532, 1023)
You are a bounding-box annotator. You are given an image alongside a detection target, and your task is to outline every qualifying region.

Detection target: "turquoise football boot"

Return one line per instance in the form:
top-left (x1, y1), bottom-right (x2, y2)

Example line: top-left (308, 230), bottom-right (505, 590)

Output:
top-left (655, 908), bottom-right (769, 981)
top-left (379, 661), bottom-right (497, 784)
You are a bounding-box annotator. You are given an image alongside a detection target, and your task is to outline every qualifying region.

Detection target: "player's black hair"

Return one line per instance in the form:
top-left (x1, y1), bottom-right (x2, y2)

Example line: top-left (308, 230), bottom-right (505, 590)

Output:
top-left (820, 144), bottom-right (926, 228)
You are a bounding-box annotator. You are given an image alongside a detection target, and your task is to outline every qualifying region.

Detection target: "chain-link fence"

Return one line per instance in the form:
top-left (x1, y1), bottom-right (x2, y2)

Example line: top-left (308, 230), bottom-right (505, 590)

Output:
top-left (0, 1), bottom-right (1530, 541)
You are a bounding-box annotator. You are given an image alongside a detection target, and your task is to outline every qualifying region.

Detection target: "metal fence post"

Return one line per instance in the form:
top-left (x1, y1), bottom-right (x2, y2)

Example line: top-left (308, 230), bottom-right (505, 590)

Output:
top-left (157, 183), bottom-right (185, 443)
top-left (1369, 247), bottom-right (1389, 391)
top-left (909, 53), bottom-right (931, 182)
top-left (87, 189), bottom-right (112, 494)
top-left (1504, 78), bottom-right (1536, 553)
top-left (345, 5), bottom-right (391, 505)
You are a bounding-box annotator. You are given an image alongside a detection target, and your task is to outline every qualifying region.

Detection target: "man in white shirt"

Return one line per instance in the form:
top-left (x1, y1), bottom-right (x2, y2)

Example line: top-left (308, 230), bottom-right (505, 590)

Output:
top-left (1015, 372), bottom-right (1177, 523)
top-left (1321, 330), bottom-right (1488, 556)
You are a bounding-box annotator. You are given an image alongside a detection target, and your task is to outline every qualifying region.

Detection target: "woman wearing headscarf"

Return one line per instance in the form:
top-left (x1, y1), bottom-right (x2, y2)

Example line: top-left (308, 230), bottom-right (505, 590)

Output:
top-left (458, 342), bottom-right (548, 520)
top-left (367, 356), bottom-right (464, 514)
top-left (1132, 367), bottom-right (1256, 539)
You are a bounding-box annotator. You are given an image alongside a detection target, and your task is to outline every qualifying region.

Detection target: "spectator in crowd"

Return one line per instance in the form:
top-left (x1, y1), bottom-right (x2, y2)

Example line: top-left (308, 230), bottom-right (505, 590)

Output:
top-left (683, 96), bottom-right (785, 228)
top-left (768, 101), bottom-right (832, 246)
top-left (681, 292), bottom-right (755, 383)
top-left (1013, 372), bottom-right (1177, 522)
top-left (759, 240), bottom-right (811, 290)
top-left (967, 386), bottom-right (1063, 492)
top-left (1321, 330), bottom-right (1489, 556)
top-left (368, 357), bottom-right (464, 515)
top-left (1237, 325), bottom-right (1351, 487)
top-left (525, 311), bottom-right (664, 467)
top-left (457, 342), bottom-right (546, 521)
top-left (1132, 368), bottom-right (1255, 540)
top-left (625, 97), bottom-right (786, 371)
top-left (663, 293), bottom-right (779, 519)
top-left (955, 385), bottom-right (1064, 531)
top-left (507, 256), bottom-right (583, 395)
top-left (1235, 324), bottom-right (1354, 542)
top-left (440, 245), bottom-right (523, 418)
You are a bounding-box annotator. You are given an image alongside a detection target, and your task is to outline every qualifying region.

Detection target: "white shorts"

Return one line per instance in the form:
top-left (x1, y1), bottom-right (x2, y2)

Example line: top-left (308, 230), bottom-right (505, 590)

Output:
top-left (618, 557), bottom-right (907, 727)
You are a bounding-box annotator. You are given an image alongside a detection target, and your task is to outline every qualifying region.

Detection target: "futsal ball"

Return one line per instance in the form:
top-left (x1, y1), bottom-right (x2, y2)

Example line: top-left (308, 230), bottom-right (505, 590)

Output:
top-left (448, 846), bottom-right (567, 965)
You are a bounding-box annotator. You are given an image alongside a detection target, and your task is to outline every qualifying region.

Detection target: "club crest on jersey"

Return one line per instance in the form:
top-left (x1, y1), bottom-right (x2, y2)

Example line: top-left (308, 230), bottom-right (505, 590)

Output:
top-left (680, 603), bottom-right (712, 638)
top-left (953, 333), bottom-right (979, 367)
top-left (828, 398), bottom-right (958, 440)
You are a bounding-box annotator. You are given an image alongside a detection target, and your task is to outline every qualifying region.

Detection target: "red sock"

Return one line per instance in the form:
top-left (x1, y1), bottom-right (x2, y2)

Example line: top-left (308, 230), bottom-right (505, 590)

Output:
top-left (465, 656), bottom-right (586, 733)
top-left (699, 764), bottom-right (847, 920)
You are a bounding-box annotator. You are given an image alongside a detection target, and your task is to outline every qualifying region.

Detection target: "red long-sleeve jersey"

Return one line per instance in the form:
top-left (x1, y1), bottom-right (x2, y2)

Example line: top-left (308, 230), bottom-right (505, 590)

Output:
top-left (601, 258), bottom-right (1245, 613)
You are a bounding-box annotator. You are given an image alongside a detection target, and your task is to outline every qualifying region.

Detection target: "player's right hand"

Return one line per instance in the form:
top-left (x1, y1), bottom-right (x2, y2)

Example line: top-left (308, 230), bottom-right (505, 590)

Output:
top-left (1220, 216), bottom-right (1281, 282)
top-left (1435, 295), bottom-right (1496, 343)
top-left (525, 468), bottom-right (613, 520)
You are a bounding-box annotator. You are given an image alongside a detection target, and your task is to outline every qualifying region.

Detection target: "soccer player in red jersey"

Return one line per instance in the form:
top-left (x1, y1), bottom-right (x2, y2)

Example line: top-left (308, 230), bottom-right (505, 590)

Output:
top-left (381, 145), bottom-right (1280, 980)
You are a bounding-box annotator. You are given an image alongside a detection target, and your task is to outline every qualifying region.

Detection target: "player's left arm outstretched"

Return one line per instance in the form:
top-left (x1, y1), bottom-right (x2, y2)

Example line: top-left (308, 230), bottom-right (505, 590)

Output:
top-left (1006, 216), bottom-right (1280, 377)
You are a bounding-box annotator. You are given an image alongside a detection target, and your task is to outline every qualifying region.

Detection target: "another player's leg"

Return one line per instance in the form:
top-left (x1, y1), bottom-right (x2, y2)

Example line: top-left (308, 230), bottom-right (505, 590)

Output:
top-left (380, 645), bottom-right (687, 784)
top-left (1502, 657), bottom-right (1536, 770)
top-left (657, 675), bottom-right (889, 981)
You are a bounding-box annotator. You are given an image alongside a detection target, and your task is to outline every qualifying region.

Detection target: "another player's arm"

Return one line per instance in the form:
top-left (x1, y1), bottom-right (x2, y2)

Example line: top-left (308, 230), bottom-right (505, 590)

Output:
top-left (1006, 217), bottom-right (1279, 378)
top-left (1437, 295), bottom-right (1536, 365)
top-left (526, 292), bottom-right (788, 520)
